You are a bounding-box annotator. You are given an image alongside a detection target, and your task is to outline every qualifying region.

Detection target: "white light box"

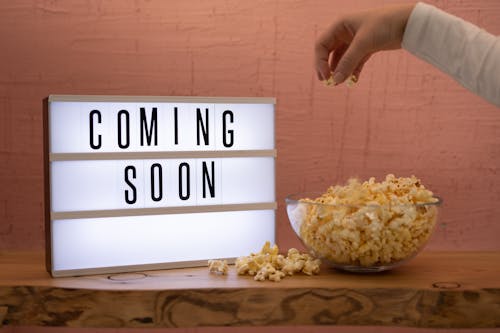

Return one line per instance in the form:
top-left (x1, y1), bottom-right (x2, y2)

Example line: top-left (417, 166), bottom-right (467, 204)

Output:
top-left (44, 95), bottom-right (276, 277)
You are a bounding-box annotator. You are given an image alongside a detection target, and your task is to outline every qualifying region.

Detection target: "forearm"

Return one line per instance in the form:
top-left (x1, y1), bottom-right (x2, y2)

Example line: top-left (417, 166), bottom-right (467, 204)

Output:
top-left (402, 2), bottom-right (500, 107)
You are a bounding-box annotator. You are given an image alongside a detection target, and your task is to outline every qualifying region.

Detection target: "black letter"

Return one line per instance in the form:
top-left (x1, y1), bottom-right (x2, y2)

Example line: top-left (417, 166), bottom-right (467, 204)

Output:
top-left (140, 107), bottom-right (158, 146)
top-left (197, 107), bottom-right (209, 145)
top-left (124, 166), bottom-right (137, 204)
top-left (202, 161), bottom-right (215, 198)
top-left (150, 163), bottom-right (163, 202)
top-left (222, 110), bottom-right (234, 148)
top-left (178, 162), bottom-right (190, 200)
top-left (174, 106), bottom-right (179, 145)
top-left (89, 110), bottom-right (102, 149)
top-left (117, 110), bottom-right (130, 149)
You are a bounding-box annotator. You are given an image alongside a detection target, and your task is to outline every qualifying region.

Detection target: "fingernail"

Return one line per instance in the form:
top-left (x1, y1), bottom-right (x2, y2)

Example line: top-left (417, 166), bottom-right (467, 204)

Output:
top-left (332, 72), bottom-right (346, 85)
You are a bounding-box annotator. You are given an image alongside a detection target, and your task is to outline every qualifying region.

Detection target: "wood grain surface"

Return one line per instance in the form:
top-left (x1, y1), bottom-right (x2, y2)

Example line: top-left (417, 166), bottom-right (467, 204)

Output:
top-left (1, 251), bottom-right (499, 328)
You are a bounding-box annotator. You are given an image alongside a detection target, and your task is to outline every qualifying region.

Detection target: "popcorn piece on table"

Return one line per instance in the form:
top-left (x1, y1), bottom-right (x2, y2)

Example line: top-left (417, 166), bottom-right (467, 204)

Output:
top-left (253, 262), bottom-right (287, 282)
top-left (302, 258), bottom-right (322, 275)
top-left (208, 259), bottom-right (229, 275)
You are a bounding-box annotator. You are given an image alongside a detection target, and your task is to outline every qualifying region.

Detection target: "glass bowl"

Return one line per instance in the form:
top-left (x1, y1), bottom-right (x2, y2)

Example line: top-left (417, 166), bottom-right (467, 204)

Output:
top-left (285, 191), bottom-right (442, 273)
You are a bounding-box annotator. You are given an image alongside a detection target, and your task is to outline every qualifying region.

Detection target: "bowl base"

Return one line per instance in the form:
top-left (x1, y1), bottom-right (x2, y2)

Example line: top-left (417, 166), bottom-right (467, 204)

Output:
top-left (331, 264), bottom-right (393, 273)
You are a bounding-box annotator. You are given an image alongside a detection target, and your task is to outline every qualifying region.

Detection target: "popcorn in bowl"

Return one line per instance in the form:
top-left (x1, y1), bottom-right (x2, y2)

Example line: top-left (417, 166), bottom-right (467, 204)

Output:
top-left (285, 174), bottom-right (441, 272)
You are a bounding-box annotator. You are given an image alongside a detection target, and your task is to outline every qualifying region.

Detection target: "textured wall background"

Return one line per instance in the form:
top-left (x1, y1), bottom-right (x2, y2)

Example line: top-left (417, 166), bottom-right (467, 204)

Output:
top-left (1, 0), bottom-right (499, 252)
top-left (0, 0), bottom-right (499, 331)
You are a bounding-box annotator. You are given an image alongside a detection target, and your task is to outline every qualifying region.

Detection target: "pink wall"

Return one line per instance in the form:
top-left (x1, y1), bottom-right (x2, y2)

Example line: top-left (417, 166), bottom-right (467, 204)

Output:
top-left (2, 0), bottom-right (498, 252)
top-left (2, 0), bottom-right (500, 252)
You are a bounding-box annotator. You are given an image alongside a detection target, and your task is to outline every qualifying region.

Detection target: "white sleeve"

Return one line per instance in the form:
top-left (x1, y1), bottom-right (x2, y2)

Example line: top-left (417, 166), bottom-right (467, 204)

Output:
top-left (402, 2), bottom-right (500, 107)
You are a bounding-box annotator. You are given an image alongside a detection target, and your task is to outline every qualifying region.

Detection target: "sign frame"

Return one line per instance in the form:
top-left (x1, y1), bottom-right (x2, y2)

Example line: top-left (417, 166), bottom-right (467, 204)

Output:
top-left (43, 95), bottom-right (276, 277)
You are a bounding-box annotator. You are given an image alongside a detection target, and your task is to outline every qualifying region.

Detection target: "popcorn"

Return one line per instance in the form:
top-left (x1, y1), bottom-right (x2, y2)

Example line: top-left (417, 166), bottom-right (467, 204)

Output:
top-left (298, 174), bottom-right (439, 267)
top-left (208, 259), bottom-right (229, 275)
top-left (324, 73), bottom-right (358, 87)
top-left (254, 263), bottom-right (287, 282)
top-left (235, 241), bottom-right (321, 282)
top-left (324, 75), bottom-right (335, 86)
top-left (345, 74), bottom-right (358, 87)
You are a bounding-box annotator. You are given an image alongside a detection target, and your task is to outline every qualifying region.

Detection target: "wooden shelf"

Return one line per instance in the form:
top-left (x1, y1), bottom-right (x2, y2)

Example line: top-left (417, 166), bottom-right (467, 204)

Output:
top-left (1, 251), bottom-right (499, 328)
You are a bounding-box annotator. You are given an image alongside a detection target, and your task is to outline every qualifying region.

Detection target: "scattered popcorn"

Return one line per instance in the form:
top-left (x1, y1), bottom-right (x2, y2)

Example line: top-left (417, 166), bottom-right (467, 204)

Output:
top-left (208, 259), bottom-right (229, 275)
top-left (254, 263), bottom-right (284, 282)
top-left (303, 258), bottom-right (321, 275)
top-left (235, 241), bottom-right (321, 282)
top-left (297, 174), bottom-right (439, 267)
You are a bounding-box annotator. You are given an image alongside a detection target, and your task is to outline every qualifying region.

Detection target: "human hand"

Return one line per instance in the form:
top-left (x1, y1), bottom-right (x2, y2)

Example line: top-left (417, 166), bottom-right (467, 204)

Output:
top-left (315, 3), bottom-right (415, 85)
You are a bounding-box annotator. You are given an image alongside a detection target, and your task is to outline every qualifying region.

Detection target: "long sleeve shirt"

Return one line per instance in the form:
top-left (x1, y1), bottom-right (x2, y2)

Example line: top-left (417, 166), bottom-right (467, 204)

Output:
top-left (402, 2), bottom-right (500, 107)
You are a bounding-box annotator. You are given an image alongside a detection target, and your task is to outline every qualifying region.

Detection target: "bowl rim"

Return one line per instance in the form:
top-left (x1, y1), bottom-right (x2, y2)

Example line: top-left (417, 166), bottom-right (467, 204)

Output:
top-left (285, 191), bottom-right (442, 208)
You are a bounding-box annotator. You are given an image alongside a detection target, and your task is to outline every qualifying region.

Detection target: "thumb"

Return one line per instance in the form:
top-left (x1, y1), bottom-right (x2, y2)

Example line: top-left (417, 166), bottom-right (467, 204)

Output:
top-left (332, 36), bottom-right (369, 85)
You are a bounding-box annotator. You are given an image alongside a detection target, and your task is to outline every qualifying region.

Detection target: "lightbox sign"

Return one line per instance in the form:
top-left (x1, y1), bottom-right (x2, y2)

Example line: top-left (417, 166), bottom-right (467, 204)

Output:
top-left (44, 95), bottom-right (276, 277)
